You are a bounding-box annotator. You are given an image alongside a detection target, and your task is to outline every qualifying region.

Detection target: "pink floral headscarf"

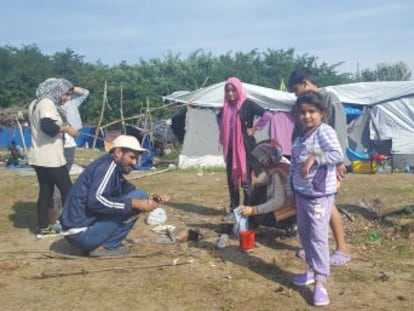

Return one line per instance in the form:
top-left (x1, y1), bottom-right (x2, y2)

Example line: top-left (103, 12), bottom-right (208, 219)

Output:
top-left (219, 77), bottom-right (247, 185)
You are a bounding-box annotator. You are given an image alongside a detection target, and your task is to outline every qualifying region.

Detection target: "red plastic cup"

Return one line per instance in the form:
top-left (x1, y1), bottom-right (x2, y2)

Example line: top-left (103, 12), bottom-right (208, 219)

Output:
top-left (239, 230), bottom-right (255, 251)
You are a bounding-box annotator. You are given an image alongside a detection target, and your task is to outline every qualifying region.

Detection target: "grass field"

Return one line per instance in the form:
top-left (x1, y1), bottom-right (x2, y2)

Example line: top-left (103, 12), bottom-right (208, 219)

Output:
top-left (0, 147), bottom-right (413, 310)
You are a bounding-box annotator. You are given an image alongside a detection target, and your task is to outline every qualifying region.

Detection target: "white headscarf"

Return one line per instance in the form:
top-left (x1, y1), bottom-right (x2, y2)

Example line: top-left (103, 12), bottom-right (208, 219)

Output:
top-left (34, 78), bottom-right (73, 123)
top-left (35, 78), bottom-right (73, 105)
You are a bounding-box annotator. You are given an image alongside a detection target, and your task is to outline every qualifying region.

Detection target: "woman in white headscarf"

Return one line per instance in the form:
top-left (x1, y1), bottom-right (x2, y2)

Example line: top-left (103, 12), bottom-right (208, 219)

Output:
top-left (29, 78), bottom-right (78, 235)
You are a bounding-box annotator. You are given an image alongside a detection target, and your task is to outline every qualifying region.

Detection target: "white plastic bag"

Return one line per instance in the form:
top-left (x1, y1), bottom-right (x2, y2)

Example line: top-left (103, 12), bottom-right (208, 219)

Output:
top-left (232, 206), bottom-right (249, 238)
top-left (146, 208), bottom-right (167, 225)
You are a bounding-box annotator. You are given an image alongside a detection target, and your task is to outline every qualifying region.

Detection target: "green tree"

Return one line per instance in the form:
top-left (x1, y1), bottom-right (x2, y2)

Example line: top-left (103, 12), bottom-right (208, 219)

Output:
top-left (358, 62), bottom-right (412, 81)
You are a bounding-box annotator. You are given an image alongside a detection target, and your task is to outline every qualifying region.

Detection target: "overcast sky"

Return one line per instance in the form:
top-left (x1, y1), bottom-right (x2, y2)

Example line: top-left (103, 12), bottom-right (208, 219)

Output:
top-left (1, 0), bottom-right (413, 77)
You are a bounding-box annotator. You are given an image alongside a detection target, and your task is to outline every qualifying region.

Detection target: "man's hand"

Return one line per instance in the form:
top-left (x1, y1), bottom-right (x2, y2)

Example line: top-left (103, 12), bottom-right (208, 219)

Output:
top-left (150, 193), bottom-right (170, 203)
top-left (132, 198), bottom-right (157, 212)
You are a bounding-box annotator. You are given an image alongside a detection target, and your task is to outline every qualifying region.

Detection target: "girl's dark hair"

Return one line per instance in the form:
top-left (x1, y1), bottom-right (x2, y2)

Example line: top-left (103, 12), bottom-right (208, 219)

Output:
top-left (294, 90), bottom-right (326, 112)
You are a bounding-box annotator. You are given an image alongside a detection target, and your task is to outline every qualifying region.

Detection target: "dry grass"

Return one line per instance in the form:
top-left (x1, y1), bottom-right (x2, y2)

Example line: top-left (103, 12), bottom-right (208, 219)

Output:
top-left (0, 149), bottom-right (413, 310)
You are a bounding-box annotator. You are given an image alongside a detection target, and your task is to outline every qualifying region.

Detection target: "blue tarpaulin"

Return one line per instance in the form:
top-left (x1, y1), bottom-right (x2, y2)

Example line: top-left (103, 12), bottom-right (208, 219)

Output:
top-left (0, 126), bottom-right (31, 148)
top-left (0, 126), bottom-right (104, 149)
top-left (343, 103), bottom-right (363, 124)
top-left (75, 126), bottom-right (104, 149)
top-left (133, 134), bottom-right (154, 170)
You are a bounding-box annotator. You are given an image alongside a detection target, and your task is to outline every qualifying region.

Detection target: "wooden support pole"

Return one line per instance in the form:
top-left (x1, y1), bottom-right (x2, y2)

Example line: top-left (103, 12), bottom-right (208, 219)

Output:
top-left (93, 81), bottom-right (107, 149)
top-left (120, 82), bottom-right (126, 134)
top-left (15, 116), bottom-right (28, 156)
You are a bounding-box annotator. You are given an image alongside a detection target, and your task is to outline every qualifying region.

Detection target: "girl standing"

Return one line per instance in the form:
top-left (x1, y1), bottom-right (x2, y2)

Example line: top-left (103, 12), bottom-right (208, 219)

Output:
top-left (287, 91), bottom-right (343, 306)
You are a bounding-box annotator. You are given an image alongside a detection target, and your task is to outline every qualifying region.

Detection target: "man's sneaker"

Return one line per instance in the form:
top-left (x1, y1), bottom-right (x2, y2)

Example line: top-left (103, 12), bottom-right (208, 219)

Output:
top-left (293, 271), bottom-right (315, 286)
top-left (52, 221), bottom-right (62, 233)
top-left (313, 284), bottom-right (330, 306)
top-left (89, 245), bottom-right (130, 258)
top-left (36, 224), bottom-right (60, 238)
top-left (222, 212), bottom-right (236, 223)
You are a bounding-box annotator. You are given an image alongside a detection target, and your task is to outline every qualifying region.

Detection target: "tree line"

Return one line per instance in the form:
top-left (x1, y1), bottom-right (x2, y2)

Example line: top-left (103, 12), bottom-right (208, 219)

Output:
top-left (0, 44), bottom-right (411, 126)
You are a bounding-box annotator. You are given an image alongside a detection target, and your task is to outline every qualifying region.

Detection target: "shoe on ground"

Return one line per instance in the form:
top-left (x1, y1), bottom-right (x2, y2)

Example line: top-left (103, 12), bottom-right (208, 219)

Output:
top-left (51, 221), bottom-right (62, 233)
top-left (222, 212), bottom-right (236, 223)
top-left (313, 284), bottom-right (330, 306)
top-left (89, 245), bottom-right (130, 257)
top-left (330, 250), bottom-right (351, 266)
top-left (36, 224), bottom-right (60, 238)
top-left (293, 270), bottom-right (315, 286)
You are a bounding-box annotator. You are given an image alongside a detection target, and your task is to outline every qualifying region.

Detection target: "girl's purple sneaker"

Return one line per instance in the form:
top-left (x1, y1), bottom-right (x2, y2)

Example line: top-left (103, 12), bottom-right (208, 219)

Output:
top-left (313, 284), bottom-right (330, 306)
top-left (292, 270), bottom-right (315, 286)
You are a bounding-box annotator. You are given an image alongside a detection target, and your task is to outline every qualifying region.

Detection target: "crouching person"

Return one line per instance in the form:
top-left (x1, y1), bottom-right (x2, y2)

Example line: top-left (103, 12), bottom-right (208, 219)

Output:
top-left (59, 135), bottom-right (169, 257)
top-left (237, 142), bottom-right (296, 231)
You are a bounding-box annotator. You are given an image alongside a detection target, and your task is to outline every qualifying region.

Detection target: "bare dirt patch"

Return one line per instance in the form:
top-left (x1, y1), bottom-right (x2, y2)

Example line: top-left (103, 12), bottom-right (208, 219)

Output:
top-left (1, 161), bottom-right (414, 310)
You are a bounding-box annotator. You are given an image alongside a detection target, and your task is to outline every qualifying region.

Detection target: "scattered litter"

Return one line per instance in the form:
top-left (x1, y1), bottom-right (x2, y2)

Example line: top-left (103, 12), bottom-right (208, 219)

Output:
top-left (146, 208), bottom-right (167, 225)
top-left (151, 224), bottom-right (177, 244)
top-left (151, 225), bottom-right (176, 234)
top-left (176, 228), bottom-right (203, 242)
top-left (217, 234), bottom-right (229, 249)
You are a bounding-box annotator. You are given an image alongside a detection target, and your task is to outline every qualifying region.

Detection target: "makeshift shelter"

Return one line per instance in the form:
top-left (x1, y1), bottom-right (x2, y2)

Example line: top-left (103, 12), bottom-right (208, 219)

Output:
top-left (164, 81), bottom-right (296, 168)
top-left (326, 81), bottom-right (414, 170)
top-left (165, 80), bottom-right (414, 170)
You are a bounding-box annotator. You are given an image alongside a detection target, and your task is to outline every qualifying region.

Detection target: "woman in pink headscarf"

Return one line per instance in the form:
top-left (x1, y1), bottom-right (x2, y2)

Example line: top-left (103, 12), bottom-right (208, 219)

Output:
top-left (219, 77), bottom-right (270, 220)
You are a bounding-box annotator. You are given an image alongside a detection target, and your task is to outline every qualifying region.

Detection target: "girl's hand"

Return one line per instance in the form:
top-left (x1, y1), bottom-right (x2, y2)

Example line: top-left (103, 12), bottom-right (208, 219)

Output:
top-left (302, 155), bottom-right (316, 178)
top-left (336, 163), bottom-right (346, 181)
top-left (246, 127), bottom-right (255, 136)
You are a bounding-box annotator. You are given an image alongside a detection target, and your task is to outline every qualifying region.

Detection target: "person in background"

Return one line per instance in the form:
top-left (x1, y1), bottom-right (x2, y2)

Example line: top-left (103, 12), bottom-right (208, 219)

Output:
top-left (218, 77), bottom-right (272, 221)
top-left (6, 140), bottom-right (24, 167)
top-left (287, 91), bottom-right (343, 306)
top-left (59, 135), bottom-right (170, 257)
top-left (61, 86), bottom-right (89, 171)
top-left (288, 68), bottom-right (351, 266)
top-left (237, 142), bottom-right (297, 232)
top-left (50, 86), bottom-right (89, 225)
top-left (29, 78), bottom-right (78, 235)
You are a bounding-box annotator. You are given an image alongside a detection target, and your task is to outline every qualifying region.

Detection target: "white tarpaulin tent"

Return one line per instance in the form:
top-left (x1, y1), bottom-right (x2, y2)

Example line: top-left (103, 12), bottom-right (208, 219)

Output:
top-left (165, 80), bottom-right (414, 169)
top-left (327, 81), bottom-right (414, 156)
top-left (163, 82), bottom-right (296, 168)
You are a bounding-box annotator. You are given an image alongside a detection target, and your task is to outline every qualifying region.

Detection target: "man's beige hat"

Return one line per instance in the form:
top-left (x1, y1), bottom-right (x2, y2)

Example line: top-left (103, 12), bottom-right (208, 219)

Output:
top-left (110, 135), bottom-right (148, 153)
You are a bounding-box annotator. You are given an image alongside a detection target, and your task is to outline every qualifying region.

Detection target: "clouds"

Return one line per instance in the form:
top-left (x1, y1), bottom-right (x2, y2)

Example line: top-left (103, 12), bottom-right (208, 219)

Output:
top-left (0, 0), bottom-right (413, 75)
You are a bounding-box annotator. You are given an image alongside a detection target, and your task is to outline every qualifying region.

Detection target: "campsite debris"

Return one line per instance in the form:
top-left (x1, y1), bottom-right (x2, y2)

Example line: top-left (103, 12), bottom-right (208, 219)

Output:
top-left (368, 231), bottom-right (380, 241)
top-left (176, 228), bottom-right (203, 242)
top-left (30, 259), bottom-right (192, 279)
top-left (126, 167), bottom-right (172, 180)
top-left (379, 271), bottom-right (390, 282)
top-left (217, 234), bottom-right (229, 249)
top-left (337, 205), bottom-right (354, 221)
top-left (151, 224), bottom-right (177, 243)
top-left (0, 250), bottom-right (164, 260)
